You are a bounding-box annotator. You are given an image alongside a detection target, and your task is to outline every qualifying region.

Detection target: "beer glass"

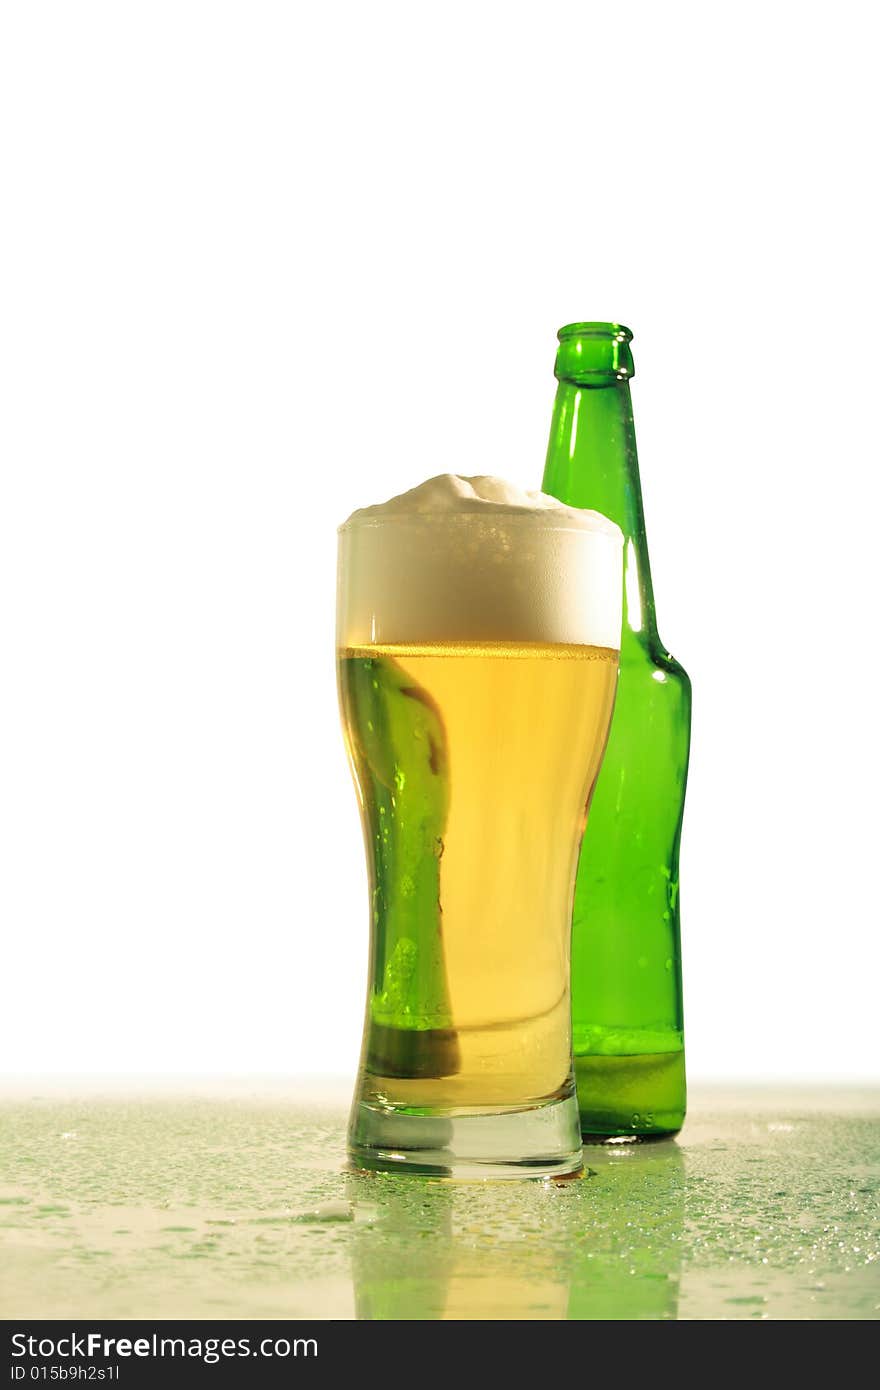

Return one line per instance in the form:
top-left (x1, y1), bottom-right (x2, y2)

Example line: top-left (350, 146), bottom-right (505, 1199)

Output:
top-left (337, 481), bottom-right (622, 1178)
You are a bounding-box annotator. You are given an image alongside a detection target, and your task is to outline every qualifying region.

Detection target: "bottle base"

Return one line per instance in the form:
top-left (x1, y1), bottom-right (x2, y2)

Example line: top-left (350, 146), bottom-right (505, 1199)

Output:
top-left (575, 1050), bottom-right (686, 1140)
top-left (348, 1092), bottom-right (584, 1180)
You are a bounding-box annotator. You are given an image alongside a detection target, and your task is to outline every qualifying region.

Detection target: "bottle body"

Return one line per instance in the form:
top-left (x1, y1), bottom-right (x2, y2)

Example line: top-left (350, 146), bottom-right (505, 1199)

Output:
top-left (542, 324), bottom-right (690, 1138)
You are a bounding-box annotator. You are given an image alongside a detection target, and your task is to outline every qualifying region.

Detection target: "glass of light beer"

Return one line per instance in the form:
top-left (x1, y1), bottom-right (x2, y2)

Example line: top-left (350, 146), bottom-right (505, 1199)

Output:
top-left (337, 475), bottom-right (622, 1178)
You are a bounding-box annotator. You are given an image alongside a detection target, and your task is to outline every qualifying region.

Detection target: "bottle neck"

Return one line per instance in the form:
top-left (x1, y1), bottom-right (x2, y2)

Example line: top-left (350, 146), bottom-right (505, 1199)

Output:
top-left (542, 375), bottom-right (658, 649)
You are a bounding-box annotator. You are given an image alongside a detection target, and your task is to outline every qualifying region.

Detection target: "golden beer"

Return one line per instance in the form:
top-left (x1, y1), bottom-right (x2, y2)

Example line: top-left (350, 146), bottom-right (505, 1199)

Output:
top-left (340, 640), bottom-right (618, 1110)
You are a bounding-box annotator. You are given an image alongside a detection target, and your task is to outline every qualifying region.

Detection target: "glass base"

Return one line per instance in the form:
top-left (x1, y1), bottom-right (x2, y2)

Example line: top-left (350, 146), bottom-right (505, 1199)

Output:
top-left (575, 1050), bottom-right (686, 1139)
top-left (348, 1093), bottom-right (584, 1180)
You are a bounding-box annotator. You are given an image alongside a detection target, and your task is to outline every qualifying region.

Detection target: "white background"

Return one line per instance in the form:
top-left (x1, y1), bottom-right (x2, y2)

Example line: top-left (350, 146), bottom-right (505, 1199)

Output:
top-left (1, 2), bottom-right (877, 1083)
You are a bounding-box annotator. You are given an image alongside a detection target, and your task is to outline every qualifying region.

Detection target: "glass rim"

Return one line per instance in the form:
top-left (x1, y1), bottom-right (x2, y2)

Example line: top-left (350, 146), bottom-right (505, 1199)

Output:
top-left (338, 512), bottom-right (622, 539)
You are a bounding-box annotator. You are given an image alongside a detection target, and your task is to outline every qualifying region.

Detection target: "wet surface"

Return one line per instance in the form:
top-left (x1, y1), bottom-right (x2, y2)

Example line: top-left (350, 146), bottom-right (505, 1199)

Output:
top-left (0, 1083), bottom-right (877, 1319)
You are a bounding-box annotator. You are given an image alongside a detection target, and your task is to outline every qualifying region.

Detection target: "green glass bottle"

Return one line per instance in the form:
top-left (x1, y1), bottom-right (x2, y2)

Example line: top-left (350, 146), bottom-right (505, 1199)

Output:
top-left (542, 322), bottom-right (691, 1139)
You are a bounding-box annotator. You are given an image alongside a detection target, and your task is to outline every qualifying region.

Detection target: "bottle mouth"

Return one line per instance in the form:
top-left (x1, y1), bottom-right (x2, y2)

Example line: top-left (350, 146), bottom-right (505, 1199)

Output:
top-left (558, 321), bottom-right (633, 343)
top-left (555, 322), bottom-right (634, 382)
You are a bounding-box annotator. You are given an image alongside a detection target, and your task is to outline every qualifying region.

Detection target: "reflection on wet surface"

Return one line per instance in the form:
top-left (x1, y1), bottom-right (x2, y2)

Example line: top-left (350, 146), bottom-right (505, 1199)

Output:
top-left (0, 1084), bottom-right (877, 1319)
top-left (348, 1143), bottom-right (684, 1319)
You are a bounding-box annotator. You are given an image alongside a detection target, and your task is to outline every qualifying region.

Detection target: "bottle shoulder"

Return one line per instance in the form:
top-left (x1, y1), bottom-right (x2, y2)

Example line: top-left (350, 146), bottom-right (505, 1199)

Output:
top-left (655, 646), bottom-right (692, 692)
top-left (618, 635), bottom-right (692, 716)
top-left (621, 632), bottom-right (689, 679)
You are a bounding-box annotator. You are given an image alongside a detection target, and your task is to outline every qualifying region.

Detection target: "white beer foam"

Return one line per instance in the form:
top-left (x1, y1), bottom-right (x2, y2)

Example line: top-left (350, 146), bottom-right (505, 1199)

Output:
top-left (338, 474), bottom-right (622, 649)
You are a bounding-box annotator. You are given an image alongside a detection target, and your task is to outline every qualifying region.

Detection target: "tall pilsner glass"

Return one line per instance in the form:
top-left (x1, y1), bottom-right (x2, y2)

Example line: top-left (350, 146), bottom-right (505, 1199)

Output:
top-left (337, 478), bottom-right (622, 1178)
